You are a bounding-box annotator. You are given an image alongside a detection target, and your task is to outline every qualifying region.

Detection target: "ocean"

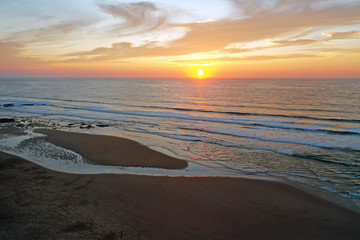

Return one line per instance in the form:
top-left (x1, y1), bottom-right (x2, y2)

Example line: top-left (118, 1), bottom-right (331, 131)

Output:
top-left (1, 78), bottom-right (360, 206)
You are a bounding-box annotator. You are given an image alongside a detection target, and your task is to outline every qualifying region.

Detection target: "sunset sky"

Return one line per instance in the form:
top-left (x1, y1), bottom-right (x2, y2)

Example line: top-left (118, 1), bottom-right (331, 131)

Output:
top-left (1, 0), bottom-right (360, 78)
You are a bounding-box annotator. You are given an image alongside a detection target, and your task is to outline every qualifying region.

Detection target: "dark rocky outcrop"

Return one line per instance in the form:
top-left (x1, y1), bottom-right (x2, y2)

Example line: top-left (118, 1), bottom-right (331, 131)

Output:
top-left (0, 118), bottom-right (15, 123)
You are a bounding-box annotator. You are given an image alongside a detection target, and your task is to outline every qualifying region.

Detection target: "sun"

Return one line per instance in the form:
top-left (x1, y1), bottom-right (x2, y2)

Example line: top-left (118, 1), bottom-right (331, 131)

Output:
top-left (188, 66), bottom-right (213, 79)
top-left (197, 69), bottom-right (204, 78)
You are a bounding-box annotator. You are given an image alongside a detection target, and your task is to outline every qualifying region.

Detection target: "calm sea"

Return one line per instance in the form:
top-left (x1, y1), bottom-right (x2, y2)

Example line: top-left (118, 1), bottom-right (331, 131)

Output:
top-left (1, 78), bottom-right (360, 204)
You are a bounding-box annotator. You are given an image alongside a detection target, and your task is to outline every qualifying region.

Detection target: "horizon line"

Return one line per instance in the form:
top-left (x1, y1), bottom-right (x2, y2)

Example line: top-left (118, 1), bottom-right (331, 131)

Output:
top-left (1, 76), bottom-right (360, 80)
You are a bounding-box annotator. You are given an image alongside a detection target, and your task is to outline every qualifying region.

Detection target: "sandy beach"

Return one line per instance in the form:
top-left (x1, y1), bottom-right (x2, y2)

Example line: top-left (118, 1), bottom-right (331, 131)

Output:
top-left (1, 128), bottom-right (360, 240)
top-left (2, 0), bottom-right (360, 238)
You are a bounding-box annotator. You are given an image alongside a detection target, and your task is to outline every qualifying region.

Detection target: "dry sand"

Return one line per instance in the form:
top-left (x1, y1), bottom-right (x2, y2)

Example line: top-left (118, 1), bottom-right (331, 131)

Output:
top-left (1, 129), bottom-right (360, 239)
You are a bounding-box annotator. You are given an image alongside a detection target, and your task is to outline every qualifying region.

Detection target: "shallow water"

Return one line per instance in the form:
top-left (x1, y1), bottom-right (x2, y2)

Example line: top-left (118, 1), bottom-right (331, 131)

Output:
top-left (1, 78), bottom-right (360, 205)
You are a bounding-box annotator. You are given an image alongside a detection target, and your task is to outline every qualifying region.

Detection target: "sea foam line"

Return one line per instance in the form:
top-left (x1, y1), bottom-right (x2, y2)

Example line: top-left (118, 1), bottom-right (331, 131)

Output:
top-left (6, 104), bottom-right (360, 136)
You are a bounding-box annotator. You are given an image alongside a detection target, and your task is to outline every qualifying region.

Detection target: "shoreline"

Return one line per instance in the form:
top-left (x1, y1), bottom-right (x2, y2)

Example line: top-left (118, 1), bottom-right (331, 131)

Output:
top-left (33, 128), bottom-right (360, 211)
top-left (2, 117), bottom-right (359, 204)
top-left (2, 125), bottom-right (360, 204)
top-left (2, 125), bottom-right (360, 206)
top-left (1, 127), bottom-right (360, 238)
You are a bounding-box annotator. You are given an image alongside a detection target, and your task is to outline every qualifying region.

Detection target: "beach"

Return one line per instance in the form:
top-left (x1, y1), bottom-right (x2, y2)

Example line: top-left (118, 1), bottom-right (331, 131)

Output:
top-left (2, 0), bottom-right (360, 238)
top-left (2, 78), bottom-right (360, 201)
top-left (1, 128), bottom-right (360, 240)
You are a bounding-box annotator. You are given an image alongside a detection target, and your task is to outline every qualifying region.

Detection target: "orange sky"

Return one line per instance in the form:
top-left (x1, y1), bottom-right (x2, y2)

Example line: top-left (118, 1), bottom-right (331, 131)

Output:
top-left (1, 0), bottom-right (360, 78)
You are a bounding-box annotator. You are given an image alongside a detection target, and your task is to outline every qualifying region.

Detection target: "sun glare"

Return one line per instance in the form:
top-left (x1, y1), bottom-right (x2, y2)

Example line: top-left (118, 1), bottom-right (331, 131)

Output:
top-left (197, 69), bottom-right (204, 78)
top-left (187, 65), bottom-right (215, 79)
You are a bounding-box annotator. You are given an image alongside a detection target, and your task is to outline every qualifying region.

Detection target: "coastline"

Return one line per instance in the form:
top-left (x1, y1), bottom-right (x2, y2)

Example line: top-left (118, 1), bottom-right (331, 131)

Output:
top-left (1, 128), bottom-right (360, 239)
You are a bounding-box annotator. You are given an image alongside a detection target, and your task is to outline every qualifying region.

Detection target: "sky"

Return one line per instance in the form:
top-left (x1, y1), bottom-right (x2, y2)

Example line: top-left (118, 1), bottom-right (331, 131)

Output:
top-left (0, 0), bottom-right (360, 78)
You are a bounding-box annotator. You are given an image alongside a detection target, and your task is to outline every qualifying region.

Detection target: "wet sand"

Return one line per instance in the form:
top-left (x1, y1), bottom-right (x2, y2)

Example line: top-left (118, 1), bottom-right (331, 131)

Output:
top-left (35, 129), bottom-right (188, 170)
top-left (1, 129), bottom-right (360, 239)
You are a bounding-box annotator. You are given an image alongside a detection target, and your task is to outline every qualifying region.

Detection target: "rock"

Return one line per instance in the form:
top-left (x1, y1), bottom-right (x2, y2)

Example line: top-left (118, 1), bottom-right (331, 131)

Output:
top-left (80, 124), bottom-right (93, 129)
top-left (3, 103), bottom-right (14, 107)
top-left (96, 124), bottom-right (109, 128)
top-left (0, 118), bottom-right (15, 123)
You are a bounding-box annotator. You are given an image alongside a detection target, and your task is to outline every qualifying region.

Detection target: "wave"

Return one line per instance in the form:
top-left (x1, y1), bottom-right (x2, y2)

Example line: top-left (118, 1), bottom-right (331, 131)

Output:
top-left (77, 106), bottom-right (360, 135)
top-left (3, 97), bottom-right (358, 124)
top-left (126, 124), bottom-right (360, 168)
top-left (86, 103), bottom-right (356, 123)
top-left (106, 102), bottom-right (346, 115)
top-left (6, 95), bottom-right (347, 113)
top-left (244, 123), bottom-right (360, 136)
top-left (0, 99), bottom-right (50, 107)
top-left (4, 103), bottom-right (360, 139)
top-left (3, 106), bottom-right (129, 122)
top-left (171, 108), bottom-right (360, 123)
top-left (180, 126), bottom-right (360, 151)
top-left (125, 128), bottom-right (202, 141)
top-left (219, 141), bottom-right (360, 168)
top-left (348, 193), bottom-right (360, 197)
top-left (291, 154), bottom-right (360, 168)
top-left (117, 104), bottom-right (359, 123)
top-left (121, 128), bottom-right (315, 161)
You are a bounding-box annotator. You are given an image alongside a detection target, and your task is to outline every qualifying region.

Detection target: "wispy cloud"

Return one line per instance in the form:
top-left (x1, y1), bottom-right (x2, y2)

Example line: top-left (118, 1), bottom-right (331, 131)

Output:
top-left (175, 2), bottom-right (360, 52)
top-left (171, 53), bottom-right (320, 64)
top-left (99, 2), bottom-right (168, 36)
top-left (0, 41), bottom-right (41, 69)
top-left (8, 20), bottom-right (95, 44)
top-left (323, 31), bottom-right (360, 39)
top-left (1, 0), bottom-right (360, 77)
top-left (269, 30), bottom-right (360, 48)
top-left (64, 41), bottom-right (196, 62)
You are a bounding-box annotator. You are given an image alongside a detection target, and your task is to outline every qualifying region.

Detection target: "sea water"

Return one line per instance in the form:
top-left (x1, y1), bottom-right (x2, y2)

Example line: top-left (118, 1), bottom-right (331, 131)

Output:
top-left (1, 78), bottom-right (360, 204)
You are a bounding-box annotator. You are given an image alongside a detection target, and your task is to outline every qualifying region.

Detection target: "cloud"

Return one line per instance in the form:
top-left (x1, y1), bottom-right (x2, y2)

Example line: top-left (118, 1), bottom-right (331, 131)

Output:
top-left (8, 20), bottom-right (95, 44)
top-left (271, 39), bottom-right (320, 47)
top-left (311, 0), bottom-right (360, 10)
top-left (175, 3), bottom-right (360, 51)
top-left (270, 30), bottom-right (360, 48)
top-left (60, 1), bottom-right (360, 63)
top-left (228, 0), bottom-right (277, 16)
top-left (270, 30), bottom-right (360, 47)
top-left (311, 47), bottom-right (360, 55)
top-left (324, 31), bottom-right (360, 39)
top-left (221, 39), bottom-right (321, 54)
top-left (0, 41), bottom-right (41, 69)
top-left (99, 2), bottom-right (168, 36)
top-left (240, 53), bottom-right (320, 61)
top-left (224, 30), bottom-right (360, 53)
top-left (64, 42), bottom-right (177, 62)
top-left (229, 0), bottom-right (360, 16)
top-left (171, 53), bottom-right (319, 64)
